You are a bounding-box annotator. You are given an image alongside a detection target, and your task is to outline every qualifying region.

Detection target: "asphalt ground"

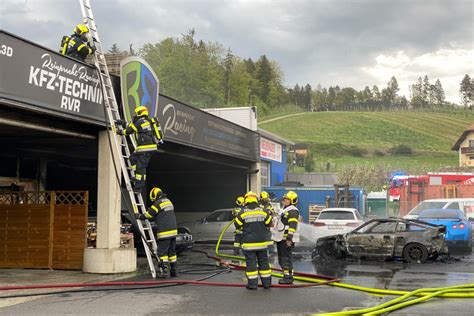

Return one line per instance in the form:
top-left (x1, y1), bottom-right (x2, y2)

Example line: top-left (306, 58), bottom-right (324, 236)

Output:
top-left (0, 244), bottom-right (473, 315)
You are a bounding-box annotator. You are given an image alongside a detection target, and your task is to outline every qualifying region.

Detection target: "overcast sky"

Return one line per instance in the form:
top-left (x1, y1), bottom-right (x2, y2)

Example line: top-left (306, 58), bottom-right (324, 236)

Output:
top-left (1, 0), bottom-right (473, 103)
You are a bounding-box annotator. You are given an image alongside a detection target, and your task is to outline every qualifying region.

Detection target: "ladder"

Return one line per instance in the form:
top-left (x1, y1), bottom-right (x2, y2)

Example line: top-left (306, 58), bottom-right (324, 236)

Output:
top-left (79, 0), bottom-right (160, 278)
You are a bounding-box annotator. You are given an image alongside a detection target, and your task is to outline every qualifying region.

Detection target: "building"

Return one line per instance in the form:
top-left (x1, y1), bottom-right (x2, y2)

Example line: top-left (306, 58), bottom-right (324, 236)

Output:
top-left (204, 107), bottom-right (293, 188)
top-left (452, 123), bottom-right (474, 167)
top-left (0, 30), bottom-right (259, 273)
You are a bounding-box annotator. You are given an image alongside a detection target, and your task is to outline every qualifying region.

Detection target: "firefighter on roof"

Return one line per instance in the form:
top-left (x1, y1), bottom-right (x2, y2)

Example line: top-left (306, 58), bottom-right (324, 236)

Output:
top-left (136, 187), bottom-right (177, 278)
top-left (116, 105), bottom-right (163, 192)
top-left (60, 24), bottom-right (95, 62)
top-left (234, 191), bottom-right (273, 290)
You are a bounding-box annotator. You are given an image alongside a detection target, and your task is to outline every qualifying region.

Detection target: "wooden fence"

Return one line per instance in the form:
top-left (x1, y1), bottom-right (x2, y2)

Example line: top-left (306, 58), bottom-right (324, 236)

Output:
top-left (0, 191), bottom-right (88, 270)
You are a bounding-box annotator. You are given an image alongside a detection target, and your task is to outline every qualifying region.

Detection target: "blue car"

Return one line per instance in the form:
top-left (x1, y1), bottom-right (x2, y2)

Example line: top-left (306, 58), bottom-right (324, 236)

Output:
top-left (418, 209), bottom-right (472, 253)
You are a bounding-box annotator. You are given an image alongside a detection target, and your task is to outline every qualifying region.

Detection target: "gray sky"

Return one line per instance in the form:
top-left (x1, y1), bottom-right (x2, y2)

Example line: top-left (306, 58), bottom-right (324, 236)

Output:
top-left (1, 0), bottom-right (473, 103)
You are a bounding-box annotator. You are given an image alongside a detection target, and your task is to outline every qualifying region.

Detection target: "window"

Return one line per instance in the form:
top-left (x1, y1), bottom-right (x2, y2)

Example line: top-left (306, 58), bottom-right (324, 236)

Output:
top-left (446, 202), bottom-right (460, 210)
top-left (261, 160), bottom-right (271, 187)
top-left (469, 140), bottom-right (474, 147)
top-left (205, 210), bottom-right (233, 222)
top-left (318, 211), bottom-right (355, 220)
top-left (370, 222), bottom-right (397, 233)
top-left (409, 201), bottom-right (447, 216)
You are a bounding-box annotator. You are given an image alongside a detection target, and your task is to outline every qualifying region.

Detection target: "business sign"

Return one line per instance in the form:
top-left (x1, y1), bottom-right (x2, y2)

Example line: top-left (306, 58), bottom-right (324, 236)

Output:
top-left (157, 94), bottom-right (259, 162)
top-left (260, 137), bottom-right (282, 162)
top-left (0, 30), bottom-right (105, 125)
top-left (120, 56), bottom-right (159, 121)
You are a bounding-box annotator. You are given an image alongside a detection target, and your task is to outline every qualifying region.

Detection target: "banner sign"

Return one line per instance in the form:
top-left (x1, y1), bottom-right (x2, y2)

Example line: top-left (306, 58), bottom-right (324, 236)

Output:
top-left (158, 94), bottom-right (259, 162)
top-left (0, 30), bottom-right (105, 125)
top-left (260, 137), bottom-right (282, 162)
top-left (120, 56), bottom-right (159, 121)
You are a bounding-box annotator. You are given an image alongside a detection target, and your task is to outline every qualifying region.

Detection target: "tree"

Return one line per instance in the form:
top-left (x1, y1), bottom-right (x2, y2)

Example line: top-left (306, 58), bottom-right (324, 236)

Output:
top-left (222, 48), bottom-right (234, 105)
top-left (108, 43), bottom-right (122, 54)
top-left (372, 85), bottom-right (381, 109)
top-left (255, 55), bottom-right (273, 105)
top-left (433, 79), bottom-right (445, 105)
top-left (304, 152), bottom-right (315, 172)
top-left (387, 76), bottom-right (399, 107)
top-left (460, 74), bottom-right (473, 107)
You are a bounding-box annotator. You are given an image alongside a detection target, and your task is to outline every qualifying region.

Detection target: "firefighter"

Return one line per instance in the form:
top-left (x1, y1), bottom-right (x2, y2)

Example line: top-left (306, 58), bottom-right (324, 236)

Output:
top-left (116, 105), bottom-right (163, 192)
top-left (60, 24), bottom-right (95, 62)
top-left (233, 196), bottom-right (245, 255)
top-left (259, 191), bottom-right (275, 215)
top-left (259, 191), bottom-right (275, 248)
top-left (235, 191), bottom-right (273, 290)
top-left (277, 190), bottom-right (299, 284)
top-left (136, 187), bottom-right (178, 278)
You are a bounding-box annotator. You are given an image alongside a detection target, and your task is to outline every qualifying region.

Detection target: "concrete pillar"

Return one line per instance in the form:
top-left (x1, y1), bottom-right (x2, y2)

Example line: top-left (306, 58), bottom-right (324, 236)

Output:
top-left (83, 131), bottom-right (136, 273)
top-left (248, 161), bottom-right (261, 193)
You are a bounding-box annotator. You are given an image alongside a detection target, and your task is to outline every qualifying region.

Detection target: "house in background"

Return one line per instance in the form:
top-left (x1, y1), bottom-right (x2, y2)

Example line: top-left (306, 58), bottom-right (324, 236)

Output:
top-left (452, 123), bottom-right (474, 167)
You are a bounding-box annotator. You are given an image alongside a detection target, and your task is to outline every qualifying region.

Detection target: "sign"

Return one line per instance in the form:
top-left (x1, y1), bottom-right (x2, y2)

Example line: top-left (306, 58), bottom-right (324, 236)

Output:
top-left (0, 31), bottom-right (105, 125)
top-left (120, 56), bottom-right (159, 121)
top-left (157, 95), bottom-right (259, 162)
top-left (260, 137), bottom-right (282, 162)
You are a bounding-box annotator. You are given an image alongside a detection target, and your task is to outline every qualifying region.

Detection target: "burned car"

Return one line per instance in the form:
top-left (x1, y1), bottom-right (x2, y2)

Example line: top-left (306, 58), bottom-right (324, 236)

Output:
top-left (312, 218), bottom-right (447, 263)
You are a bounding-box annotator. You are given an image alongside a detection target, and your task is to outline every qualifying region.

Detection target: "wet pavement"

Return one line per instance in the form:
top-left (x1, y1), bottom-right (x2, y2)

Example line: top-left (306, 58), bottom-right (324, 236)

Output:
top-left (0, 244), bottom-right (473, 315)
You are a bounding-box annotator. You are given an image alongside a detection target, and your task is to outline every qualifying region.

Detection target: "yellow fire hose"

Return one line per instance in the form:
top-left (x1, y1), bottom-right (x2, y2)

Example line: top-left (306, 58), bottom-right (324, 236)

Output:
top-left (214, 220), bottom-right (474, 314)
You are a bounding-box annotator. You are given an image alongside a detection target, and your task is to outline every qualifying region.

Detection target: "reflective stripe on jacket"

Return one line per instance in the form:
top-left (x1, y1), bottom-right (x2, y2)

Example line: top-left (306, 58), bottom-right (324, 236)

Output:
top-left (234, 203), bottom-right (272, 251)
top-left (123, 116), bottom-right (162, 152)
top-left (280, 205), bottom-right (299, 241)
top-left (144, 197), bottom-right (177, 239)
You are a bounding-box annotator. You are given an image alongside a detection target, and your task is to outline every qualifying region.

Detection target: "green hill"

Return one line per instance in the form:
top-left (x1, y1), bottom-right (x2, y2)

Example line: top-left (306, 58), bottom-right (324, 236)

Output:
top-left (259, 110), bottom-right (474, 172)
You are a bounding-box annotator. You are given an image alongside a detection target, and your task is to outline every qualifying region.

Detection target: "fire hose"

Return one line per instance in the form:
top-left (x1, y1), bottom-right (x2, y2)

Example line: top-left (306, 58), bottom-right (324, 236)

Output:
top-left (214, 219), bottom-right (474, 315)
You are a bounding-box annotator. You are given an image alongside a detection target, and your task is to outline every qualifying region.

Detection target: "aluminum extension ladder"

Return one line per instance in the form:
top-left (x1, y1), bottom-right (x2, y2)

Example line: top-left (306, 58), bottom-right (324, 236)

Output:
top-left (79, 0), bottom-right (160, 278)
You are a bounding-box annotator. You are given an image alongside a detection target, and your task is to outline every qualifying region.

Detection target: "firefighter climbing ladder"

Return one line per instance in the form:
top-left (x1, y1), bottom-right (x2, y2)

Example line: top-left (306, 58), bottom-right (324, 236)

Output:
top-left (79, 0), bottom-right (160, 278)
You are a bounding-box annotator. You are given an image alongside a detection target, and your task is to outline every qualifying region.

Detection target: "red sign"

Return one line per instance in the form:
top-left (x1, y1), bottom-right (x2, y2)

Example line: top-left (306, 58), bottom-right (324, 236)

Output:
top-left (260, 138), bottom-right (282, 162)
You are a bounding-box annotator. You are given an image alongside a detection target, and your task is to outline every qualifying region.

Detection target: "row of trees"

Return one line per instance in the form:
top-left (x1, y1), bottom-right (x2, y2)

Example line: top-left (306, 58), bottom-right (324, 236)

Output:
top-left (109, 32), bottom-right (473, 112)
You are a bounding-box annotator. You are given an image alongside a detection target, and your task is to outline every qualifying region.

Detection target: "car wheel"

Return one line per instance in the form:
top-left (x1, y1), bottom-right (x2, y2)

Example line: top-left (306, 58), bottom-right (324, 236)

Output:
top-left (403, 243), bottom-right (428, 263)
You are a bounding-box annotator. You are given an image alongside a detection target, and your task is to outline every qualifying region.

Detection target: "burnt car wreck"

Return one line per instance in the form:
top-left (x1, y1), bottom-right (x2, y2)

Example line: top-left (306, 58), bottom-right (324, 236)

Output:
top-left (312, 218), bottom-right (447, 263)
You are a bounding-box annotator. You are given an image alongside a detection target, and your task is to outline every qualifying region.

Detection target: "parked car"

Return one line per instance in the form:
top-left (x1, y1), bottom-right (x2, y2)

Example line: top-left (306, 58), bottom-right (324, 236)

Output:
top-left (418, 209), bottom-right (472, 253)
top-left (121, 211), bottom-right (194, 255)
top-left (403, 198), bottom-right (474, 221)
top-left (313, 208), bottom-right (365, 234)
top-left (312, 218), bottom-right (447, 263)
top-left (178, 208), bottom-right (235, 242)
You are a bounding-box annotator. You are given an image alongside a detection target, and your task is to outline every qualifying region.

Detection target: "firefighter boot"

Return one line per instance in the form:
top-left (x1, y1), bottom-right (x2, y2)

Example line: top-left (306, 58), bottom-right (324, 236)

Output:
top-left (246, 278), bottom-right (258, 290)
top-left (262, 276), bottom-right (272, 289)
top-left (278, 270), bottom-right (293, 285)
top-left (170, 262), bottom-right (178, 277)
top-left (159, 262), bottom-right (170, 279)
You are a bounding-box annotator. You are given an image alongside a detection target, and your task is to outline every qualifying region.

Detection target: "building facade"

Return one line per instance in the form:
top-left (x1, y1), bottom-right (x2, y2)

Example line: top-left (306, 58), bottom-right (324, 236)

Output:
top-left (452, 124), bottom-right (474, 167)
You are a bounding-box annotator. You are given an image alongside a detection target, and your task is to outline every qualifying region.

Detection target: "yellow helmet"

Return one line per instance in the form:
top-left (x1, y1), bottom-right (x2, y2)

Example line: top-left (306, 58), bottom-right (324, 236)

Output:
top-left (74, 24), bottom-right (89, 35)
top-left (283, 191), bottom-right (298, 205)
top-left (260, 191), bottom-right (270, 201)
top-left (235, 196), bottom-right (244, 206)
top-left (134, 105), bottom-right (149, 117)
top-left (244, 191), bottom-right (258, 205)
top-left (149, 187), bottom-right (163, 201)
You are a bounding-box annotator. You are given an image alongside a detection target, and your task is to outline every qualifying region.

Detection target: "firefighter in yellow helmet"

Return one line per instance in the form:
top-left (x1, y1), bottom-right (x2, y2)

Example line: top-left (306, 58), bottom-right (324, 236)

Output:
top-left (234, 191), bottom-right (273, 290)
top-left (116, 105), bottom-right (164, 192)
top-left (277, 190), bottom-right (299, 284)
top-left (259, 191), bottom-right (275, 247)
top-left (60, 24), bottom-right (95, 62)
top-left (136, 187), bottom-right (177, 278)
top-left (233, 196), bottom-right (245, 255)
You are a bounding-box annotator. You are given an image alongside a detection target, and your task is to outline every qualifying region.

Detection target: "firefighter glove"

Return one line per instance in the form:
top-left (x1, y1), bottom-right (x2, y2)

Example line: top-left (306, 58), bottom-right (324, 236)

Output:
top-left (285, 239), bottom-right (294, 249)
top-left (135, 213), bottom-right (147, 220)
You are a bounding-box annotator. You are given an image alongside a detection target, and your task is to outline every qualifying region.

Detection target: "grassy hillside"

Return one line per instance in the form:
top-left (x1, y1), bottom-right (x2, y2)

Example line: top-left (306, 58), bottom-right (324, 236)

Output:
top-left (259, 110), bottom-right (474, 172)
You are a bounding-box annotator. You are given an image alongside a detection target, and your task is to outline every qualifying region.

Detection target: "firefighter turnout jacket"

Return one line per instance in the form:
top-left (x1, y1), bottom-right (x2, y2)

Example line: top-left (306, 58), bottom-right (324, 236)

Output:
top-left (260, 201), bottom-right (275, 216)
top-left (122, 116), bottom-right (163, 153)
top-left (143, 196), bottom-right (177, 239)
top-left (233, 206), bottom-right (243, 234)
top-left (234, 202), bottom-right (273, 251)
top-left (60, 34), bottom-right (94, 62)
top-left (280, 205), bottom-right (299, 241)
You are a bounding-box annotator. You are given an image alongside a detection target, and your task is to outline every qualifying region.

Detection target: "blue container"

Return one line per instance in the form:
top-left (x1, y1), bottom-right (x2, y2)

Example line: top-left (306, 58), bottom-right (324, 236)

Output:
top-left (263, 185), bottom-right (366, 223)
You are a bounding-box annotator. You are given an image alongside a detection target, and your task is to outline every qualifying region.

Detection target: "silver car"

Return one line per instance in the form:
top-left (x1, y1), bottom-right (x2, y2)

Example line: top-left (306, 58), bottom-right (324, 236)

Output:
top-left (179, 209), bottom-right (235, 242)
